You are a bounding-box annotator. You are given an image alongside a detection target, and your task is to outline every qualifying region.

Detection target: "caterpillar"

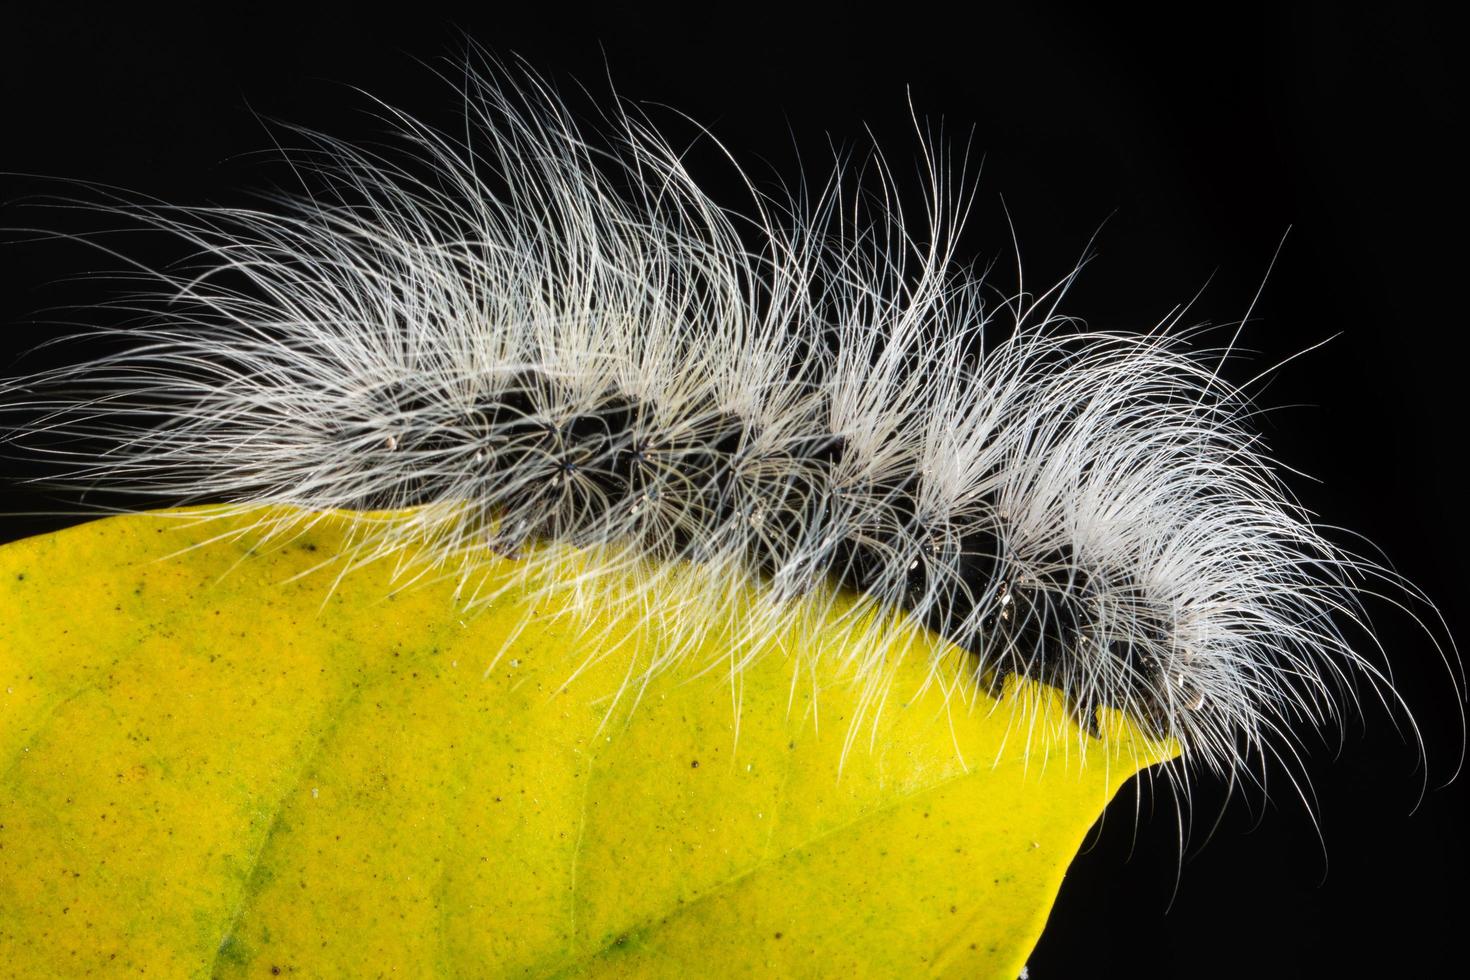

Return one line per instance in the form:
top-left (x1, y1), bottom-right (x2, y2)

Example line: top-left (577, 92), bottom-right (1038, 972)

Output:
top-left (0, 60), bottom-right (1450, 801)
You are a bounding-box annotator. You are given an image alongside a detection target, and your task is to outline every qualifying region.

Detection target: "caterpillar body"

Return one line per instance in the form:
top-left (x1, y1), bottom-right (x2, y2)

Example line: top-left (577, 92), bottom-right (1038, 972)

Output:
top-left (0, 63), bottom-right (1444, 794)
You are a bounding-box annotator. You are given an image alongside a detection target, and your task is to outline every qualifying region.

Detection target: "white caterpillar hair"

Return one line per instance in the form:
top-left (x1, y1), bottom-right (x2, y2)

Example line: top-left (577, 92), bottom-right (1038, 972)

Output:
top-left (0, 61), bottom-right (1450, 797)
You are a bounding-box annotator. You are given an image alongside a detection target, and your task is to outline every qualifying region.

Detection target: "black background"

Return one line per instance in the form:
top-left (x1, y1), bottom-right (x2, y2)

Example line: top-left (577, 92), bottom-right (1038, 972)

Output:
top-left (2, 5), bottom-right (1464, 977)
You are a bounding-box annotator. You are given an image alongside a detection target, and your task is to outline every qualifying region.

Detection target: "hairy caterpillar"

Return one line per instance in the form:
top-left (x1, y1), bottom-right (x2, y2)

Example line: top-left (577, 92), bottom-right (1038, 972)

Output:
top-left (0, 56), bottom-right (1452, 816)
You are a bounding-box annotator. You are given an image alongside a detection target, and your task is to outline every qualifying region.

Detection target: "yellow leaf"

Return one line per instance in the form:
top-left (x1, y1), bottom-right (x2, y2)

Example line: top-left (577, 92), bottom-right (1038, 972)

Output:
top-left (0, 508), bottom-right (1175, 978)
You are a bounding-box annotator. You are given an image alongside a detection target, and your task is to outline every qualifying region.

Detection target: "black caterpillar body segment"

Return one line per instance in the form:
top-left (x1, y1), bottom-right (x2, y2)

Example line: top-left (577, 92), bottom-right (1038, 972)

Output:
top-left (304, 365), bottom-right (1215, 736)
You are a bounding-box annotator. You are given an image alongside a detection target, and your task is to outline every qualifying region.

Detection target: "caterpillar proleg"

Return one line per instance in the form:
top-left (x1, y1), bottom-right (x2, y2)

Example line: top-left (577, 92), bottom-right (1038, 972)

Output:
top-left (0, 58), bottom-right (1454, 812)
